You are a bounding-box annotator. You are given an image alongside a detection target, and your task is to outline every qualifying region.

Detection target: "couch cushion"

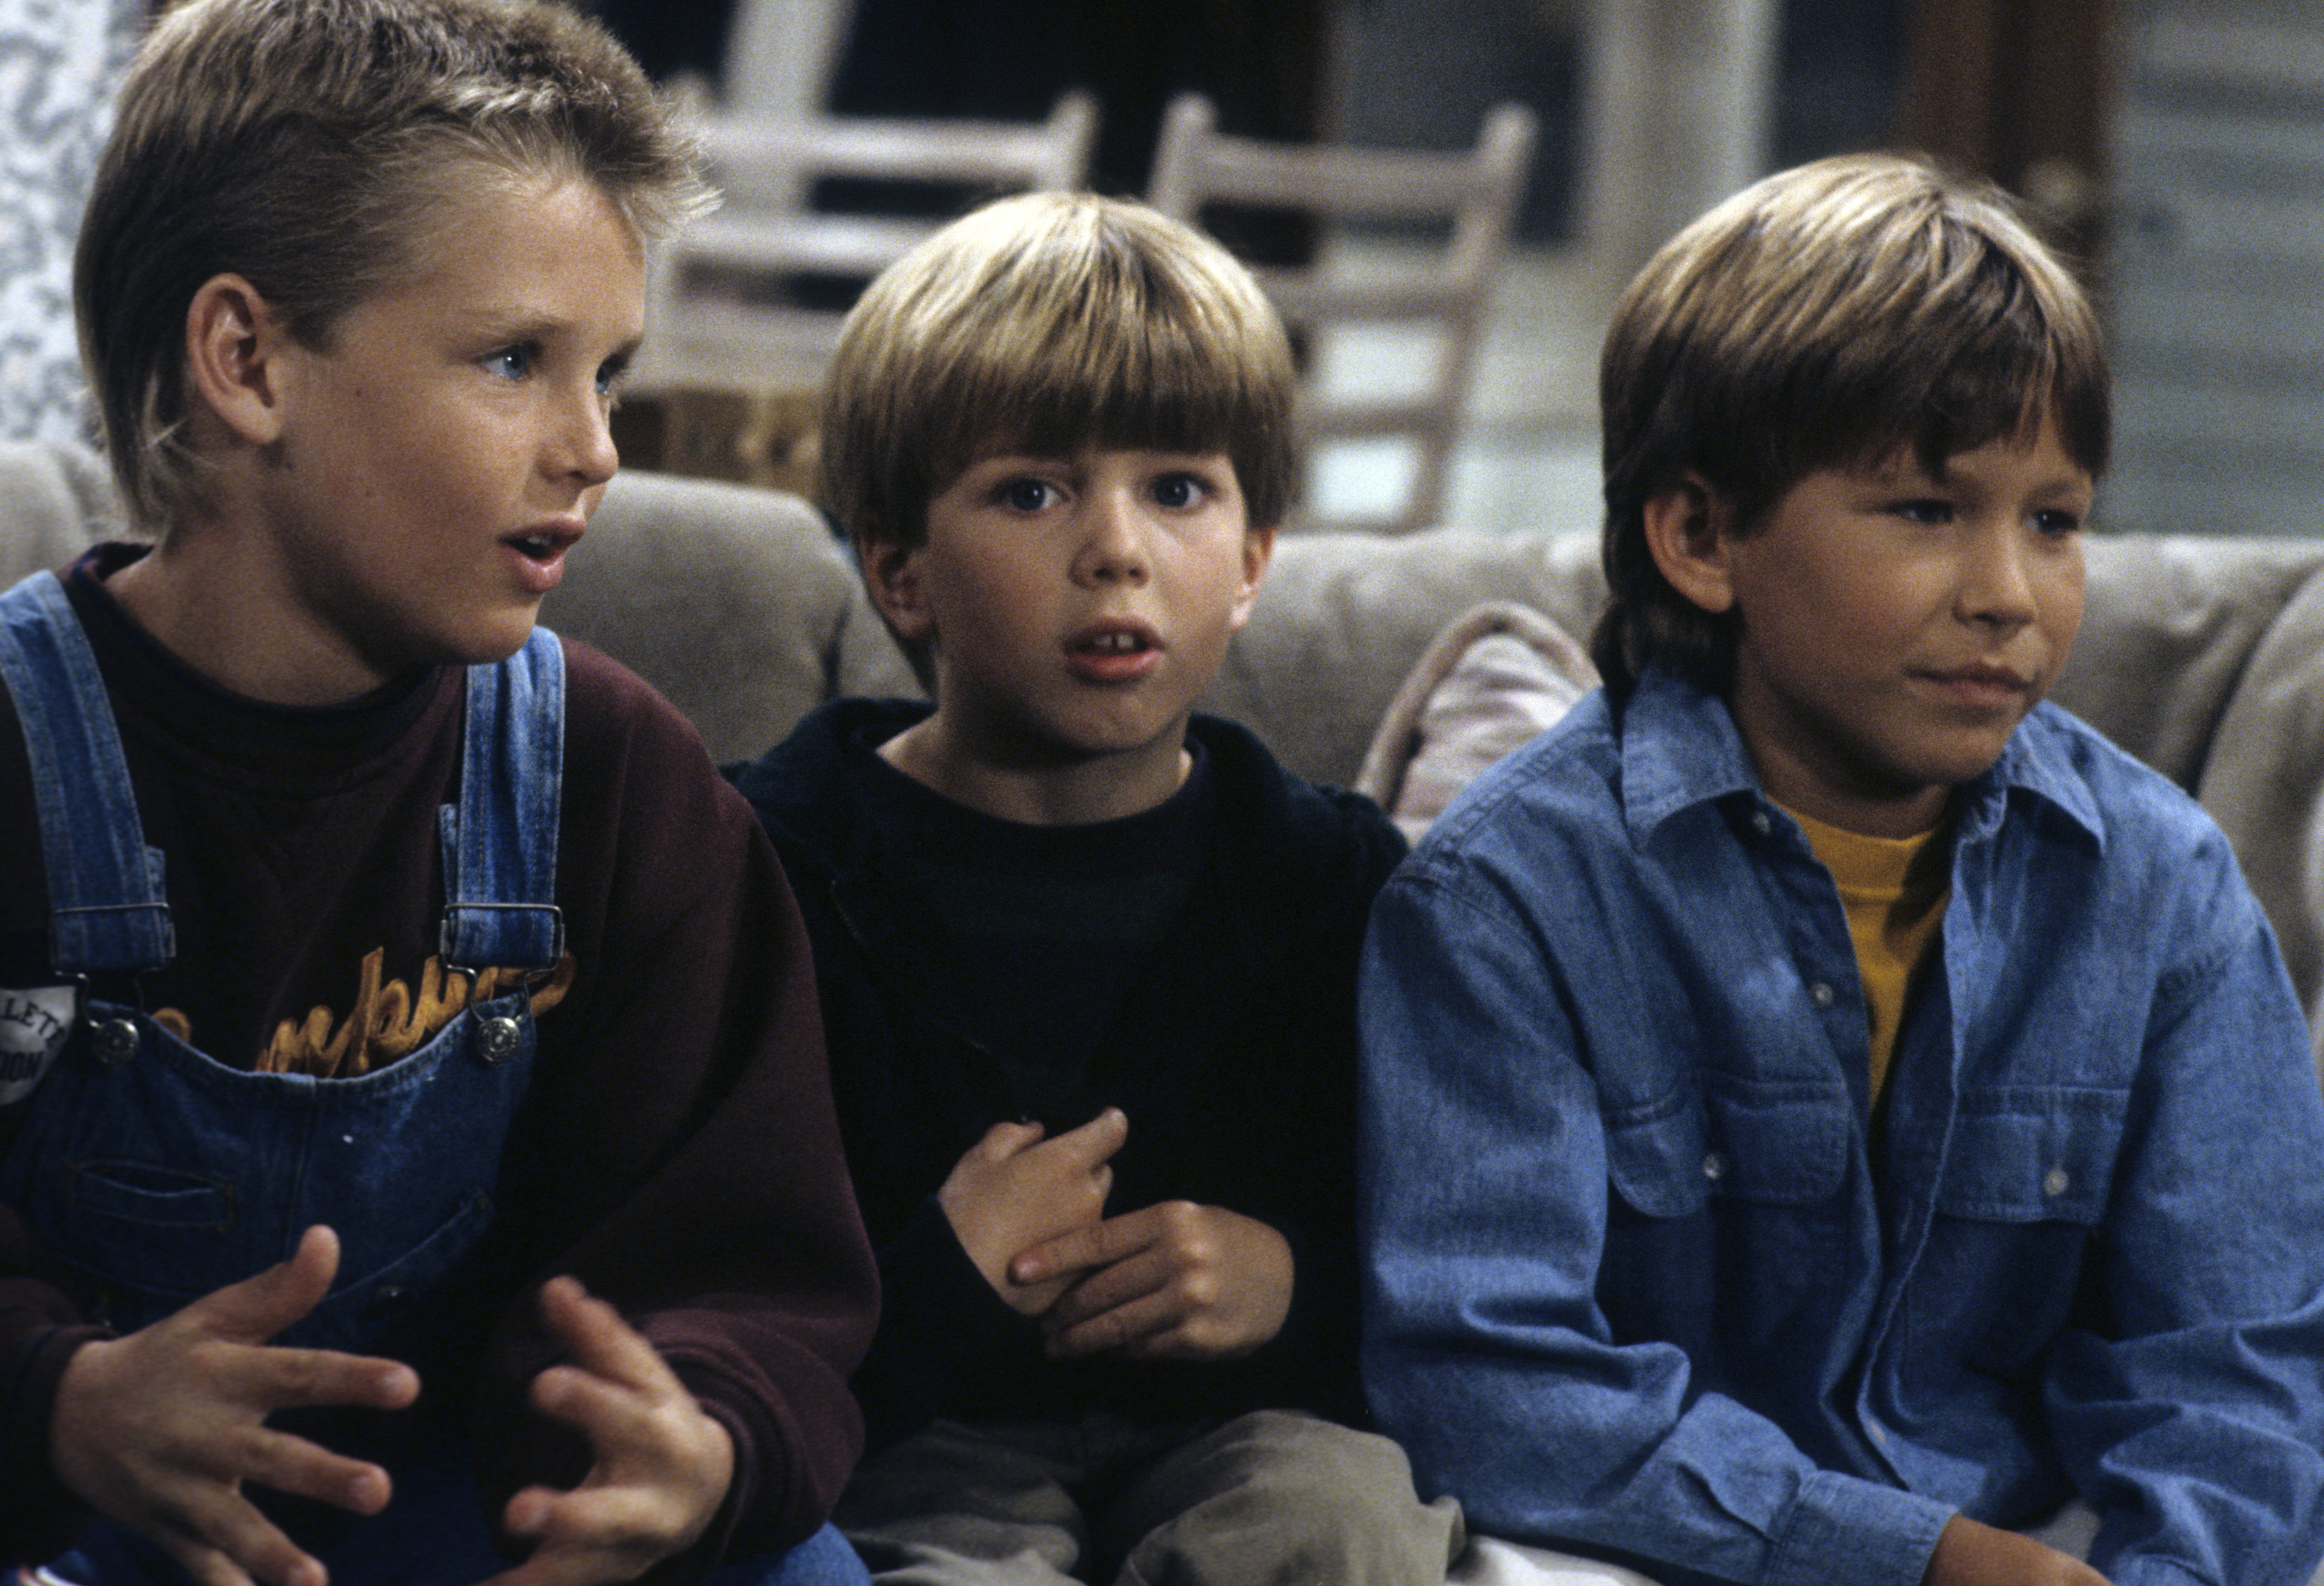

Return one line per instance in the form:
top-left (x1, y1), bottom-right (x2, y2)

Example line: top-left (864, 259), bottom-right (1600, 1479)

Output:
top-left (542, 469), bottom-right (861, 765)
top-left (1207, 527), bottom-right (1608, 787)
top-left (0, 440), bottom-right (126, 582)
top-left (2052, 533), bottom-right (2324, 791)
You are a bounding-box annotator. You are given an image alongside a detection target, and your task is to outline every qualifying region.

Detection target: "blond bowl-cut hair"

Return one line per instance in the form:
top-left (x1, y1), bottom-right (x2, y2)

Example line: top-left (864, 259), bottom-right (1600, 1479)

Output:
top-left (77, 0), bottom-right (711, 533)
top-left (820, 190), bottom-right (1296, 557)
top-left (1591, 152), bottom-right (2111, 701)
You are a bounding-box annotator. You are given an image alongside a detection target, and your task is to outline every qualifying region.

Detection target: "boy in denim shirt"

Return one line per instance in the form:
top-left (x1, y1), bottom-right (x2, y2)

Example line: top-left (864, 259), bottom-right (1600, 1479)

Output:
top-left (1359, 154), bottom-right (2324, 1586)
top-left (727, 191), bottom-right (1460, 1584)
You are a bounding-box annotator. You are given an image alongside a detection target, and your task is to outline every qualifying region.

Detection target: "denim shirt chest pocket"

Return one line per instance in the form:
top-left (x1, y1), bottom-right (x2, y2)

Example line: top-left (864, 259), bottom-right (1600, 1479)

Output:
top-left (1604, 1076), bottom-right (1853, 1217)
top-left (1907, 1086), bottom-right (2127, 1376)
top-left (1596, 1076), bottom-right (1855, 1352)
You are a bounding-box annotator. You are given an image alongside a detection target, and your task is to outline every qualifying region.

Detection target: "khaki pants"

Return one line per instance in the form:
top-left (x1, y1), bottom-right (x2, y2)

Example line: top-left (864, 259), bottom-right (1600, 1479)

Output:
top-left (836, 1408), bottom-right (1465, 1586)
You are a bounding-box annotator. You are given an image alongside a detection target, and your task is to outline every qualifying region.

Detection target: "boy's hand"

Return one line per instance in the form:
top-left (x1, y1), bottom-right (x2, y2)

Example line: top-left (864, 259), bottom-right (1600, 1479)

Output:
top-left (1923, 1517), bottom-right (2116, 1586)
top-left (938, 1109), bottom-right (1126, 1316)
top-left (1013, 1201), bottom-right (1293, 1361)
top-left (49, 1224), bottom-right (419, 1586)
top-left (481, 1276), bottom-right (734, 1586)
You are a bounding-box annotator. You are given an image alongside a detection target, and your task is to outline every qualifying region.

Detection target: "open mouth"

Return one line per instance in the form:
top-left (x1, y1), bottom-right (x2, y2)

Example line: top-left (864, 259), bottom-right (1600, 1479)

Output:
top-left (508, 530), bottom-right (567, 563)
top-left (1066, 623), bottom-right (1162, 681)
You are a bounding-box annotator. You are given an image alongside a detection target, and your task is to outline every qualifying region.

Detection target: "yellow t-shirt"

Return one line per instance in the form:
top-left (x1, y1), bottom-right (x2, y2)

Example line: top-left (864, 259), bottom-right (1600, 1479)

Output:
top-left (1779, 805), bottom-right (1951, 1101)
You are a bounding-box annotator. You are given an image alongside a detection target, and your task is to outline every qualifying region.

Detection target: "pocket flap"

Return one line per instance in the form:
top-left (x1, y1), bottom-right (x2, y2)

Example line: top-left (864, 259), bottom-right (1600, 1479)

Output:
top-left (1703, 1081), bottom-right (1852, 1204)
top-left (1604, 1102), bottom-right (1711, 1218)
top-left (1934, 1087), bottom-right (2126, 1223)
top-left (1605, 1081), bottom-right (1853, 1215)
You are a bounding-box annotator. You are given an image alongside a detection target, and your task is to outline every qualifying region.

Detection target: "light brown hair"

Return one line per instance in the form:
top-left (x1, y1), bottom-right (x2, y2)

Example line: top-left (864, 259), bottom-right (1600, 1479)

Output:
top-left (820, 190), bottom-right (1296, 557)
top-left (1592, 152), bottom-right (2110, 700)
top-left (77, 0), bottom-right (710, 532)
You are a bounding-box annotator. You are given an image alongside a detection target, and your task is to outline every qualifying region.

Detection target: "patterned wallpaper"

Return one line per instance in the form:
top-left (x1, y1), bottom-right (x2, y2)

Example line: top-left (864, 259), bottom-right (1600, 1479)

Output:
top-left (1, 0), bottom-right (142, 446)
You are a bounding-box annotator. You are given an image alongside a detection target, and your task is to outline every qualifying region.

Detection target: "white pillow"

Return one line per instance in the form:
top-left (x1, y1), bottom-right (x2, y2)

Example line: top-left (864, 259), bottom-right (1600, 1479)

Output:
top-left (1356, 600), bottom-right (1599, 844)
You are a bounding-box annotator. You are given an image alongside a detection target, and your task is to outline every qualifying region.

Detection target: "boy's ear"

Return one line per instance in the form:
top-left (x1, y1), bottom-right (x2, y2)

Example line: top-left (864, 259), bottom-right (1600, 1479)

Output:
top-left (1227, 522), bottom-right (1277, 630)
top-left (183, 273), bottom-right (295, 447)
top-left (1642, 472), bottom-right (1740, 616)
top-left (857, 531), bottom-right (937, 643)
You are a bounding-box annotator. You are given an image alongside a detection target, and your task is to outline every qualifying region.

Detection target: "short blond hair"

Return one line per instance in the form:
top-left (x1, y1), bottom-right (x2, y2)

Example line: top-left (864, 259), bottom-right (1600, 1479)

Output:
top-left (820, 191), bottom-right (1295, 554)
top-left (1592, 153), bottom-right (2110, 699)
top-left (77, 0), bottom-right (710, 532)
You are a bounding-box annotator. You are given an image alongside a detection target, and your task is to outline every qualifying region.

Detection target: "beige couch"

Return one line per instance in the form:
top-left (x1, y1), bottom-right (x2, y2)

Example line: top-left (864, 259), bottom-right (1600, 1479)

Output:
top-left (567, 461), bottom-right (2324, 1079)
top-left (9, 437), bottom-right (2324, 1074)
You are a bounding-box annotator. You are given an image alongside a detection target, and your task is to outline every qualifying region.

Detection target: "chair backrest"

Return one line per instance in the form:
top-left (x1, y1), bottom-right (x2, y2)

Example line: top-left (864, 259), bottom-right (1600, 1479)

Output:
top-left (1147, 92), bottom-right (1537, 535)
top-left (633, 90), bottom-right (1099, 397)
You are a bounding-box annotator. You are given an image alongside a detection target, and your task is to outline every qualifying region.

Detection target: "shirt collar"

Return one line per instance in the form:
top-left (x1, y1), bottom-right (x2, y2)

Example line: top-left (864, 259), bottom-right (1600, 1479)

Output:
top-left (1617, 667), bottom-right (2107, 852)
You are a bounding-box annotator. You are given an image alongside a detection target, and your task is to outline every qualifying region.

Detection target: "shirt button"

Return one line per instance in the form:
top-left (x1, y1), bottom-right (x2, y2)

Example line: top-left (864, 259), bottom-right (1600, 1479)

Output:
top-left (2042, 1166), bottom-right (2072, 1197)
top-left (1751, 811), bottom-right (1772, 836)
top-left (1809, 982), bottom-right (1835, 1008)
top-left (1702, 1151), bottom-right (1730, 1182)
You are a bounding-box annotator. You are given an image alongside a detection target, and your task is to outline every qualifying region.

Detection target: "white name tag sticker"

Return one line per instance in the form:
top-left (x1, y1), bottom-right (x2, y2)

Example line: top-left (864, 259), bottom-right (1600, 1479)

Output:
top-left (0, 985), bottom-right (77, 1106)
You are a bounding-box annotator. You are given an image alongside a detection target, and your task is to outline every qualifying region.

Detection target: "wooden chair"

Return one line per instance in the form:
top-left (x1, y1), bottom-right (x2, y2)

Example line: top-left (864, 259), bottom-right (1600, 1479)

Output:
top-left (633, 89), bottom-right (1099, 398)
top-left (1147, 92), bottom-right (1537, 535)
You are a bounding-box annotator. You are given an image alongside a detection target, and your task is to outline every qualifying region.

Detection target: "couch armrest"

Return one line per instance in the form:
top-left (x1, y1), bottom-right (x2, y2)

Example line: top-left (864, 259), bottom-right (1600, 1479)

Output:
top-left (2197, 560), bottom-right (2324, 1071)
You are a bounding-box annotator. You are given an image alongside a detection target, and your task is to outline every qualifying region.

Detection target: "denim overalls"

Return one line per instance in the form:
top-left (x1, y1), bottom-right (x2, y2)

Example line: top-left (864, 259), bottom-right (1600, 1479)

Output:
top-left (0, 567), bottom-right (560, 1581)
top-left (0, 572), bottom-right (867, 1586)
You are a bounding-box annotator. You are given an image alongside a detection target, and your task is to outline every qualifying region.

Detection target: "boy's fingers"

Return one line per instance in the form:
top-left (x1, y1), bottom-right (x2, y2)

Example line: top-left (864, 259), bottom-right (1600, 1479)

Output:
top-left (528, 1361), bottom-right (659, 1453)
top-left (535, 1277), bottom-right (677, 1397)
top-left (192, 1225), bottom-right (341, 1344)
top-left (488, 1486), bottom-right (677, 1586)
top-left (1046, 1107), bottom-right (1127, 1166)
top-left (1042, 1246), bottom-right (1171, 1332)
top-left (160, 1497), bottom-right (322, 1586)
top-left (1045, 1286), bottom-right (1178, 1359)
top-left (969, 1119), bottom-right (1047, 1161)
top-left (1011, 1206), bottom-right (1149, 1284)
top-left (229, 1424), bottom-right (395, 1514)
top-left (163, 1539), bottom-right (265, 1586)
top-left (243, 1345), bottom-right (420, 1414)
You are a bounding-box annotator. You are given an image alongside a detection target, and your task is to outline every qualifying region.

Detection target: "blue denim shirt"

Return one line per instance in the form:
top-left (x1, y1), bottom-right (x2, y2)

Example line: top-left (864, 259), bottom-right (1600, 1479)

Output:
top-left (1359, 669), bottom-right (2324, 1586)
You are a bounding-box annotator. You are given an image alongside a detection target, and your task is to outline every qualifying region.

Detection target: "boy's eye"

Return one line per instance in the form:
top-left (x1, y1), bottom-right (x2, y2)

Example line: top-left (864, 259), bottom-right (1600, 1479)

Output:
top-left (2032, 507), bottom-right (2083, 537)
top-left (1151, 472), bottom-right (1205, 510)
top-left (595, 352), bottom-right (631, 401)
top-left (1000, 478), bottom-right (1055, 513)
top-left (1890, 498), bottom-right (1953, 525)
top-left (482, 342), bottom-right (539, 381)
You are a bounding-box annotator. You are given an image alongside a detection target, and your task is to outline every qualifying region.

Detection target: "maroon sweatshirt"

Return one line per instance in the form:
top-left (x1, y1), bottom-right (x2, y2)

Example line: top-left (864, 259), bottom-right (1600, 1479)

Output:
top-left (0, 547), bottom-right (875, 1572)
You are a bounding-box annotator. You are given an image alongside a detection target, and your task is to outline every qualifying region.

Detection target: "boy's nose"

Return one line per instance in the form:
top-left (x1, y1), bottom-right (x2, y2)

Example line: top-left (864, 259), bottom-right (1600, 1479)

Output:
top-left (1956, 521), bottom-right (2039, 626)
top-left (1073, 492), bottom-right (1152, 585)
top-left (556, 389), bottom-right (619, 487)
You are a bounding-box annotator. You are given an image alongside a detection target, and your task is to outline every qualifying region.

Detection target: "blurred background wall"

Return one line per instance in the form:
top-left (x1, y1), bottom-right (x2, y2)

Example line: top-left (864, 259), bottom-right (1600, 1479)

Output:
top-left (6, 0), bottom-right (2318, 538)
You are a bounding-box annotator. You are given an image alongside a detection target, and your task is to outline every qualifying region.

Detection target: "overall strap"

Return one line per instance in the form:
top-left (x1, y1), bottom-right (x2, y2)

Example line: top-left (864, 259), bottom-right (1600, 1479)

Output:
top-left (438, 626), bottom-right (565, 972)
top-left (0, 571), bottom-right (173, 975)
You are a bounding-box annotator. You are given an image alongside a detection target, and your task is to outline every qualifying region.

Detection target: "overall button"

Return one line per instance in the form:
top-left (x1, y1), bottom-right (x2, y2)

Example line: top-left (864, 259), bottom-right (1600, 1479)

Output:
top-left (2042, 1166), bottom-right (2072, 1197)
top-left (92, 1018), bottom-right (140, 1067)
top-left (1808, 982), bottom-right (1836, 1008)
top-left (1701, 1151), bottom-right (1731, 1183)
top-left (477, 1016), bottom-right (523, 1064)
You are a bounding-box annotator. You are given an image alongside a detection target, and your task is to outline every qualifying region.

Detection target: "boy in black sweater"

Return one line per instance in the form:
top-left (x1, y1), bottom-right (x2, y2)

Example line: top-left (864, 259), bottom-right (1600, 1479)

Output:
top-left (727, 193), bottom-right (1460, 1584)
